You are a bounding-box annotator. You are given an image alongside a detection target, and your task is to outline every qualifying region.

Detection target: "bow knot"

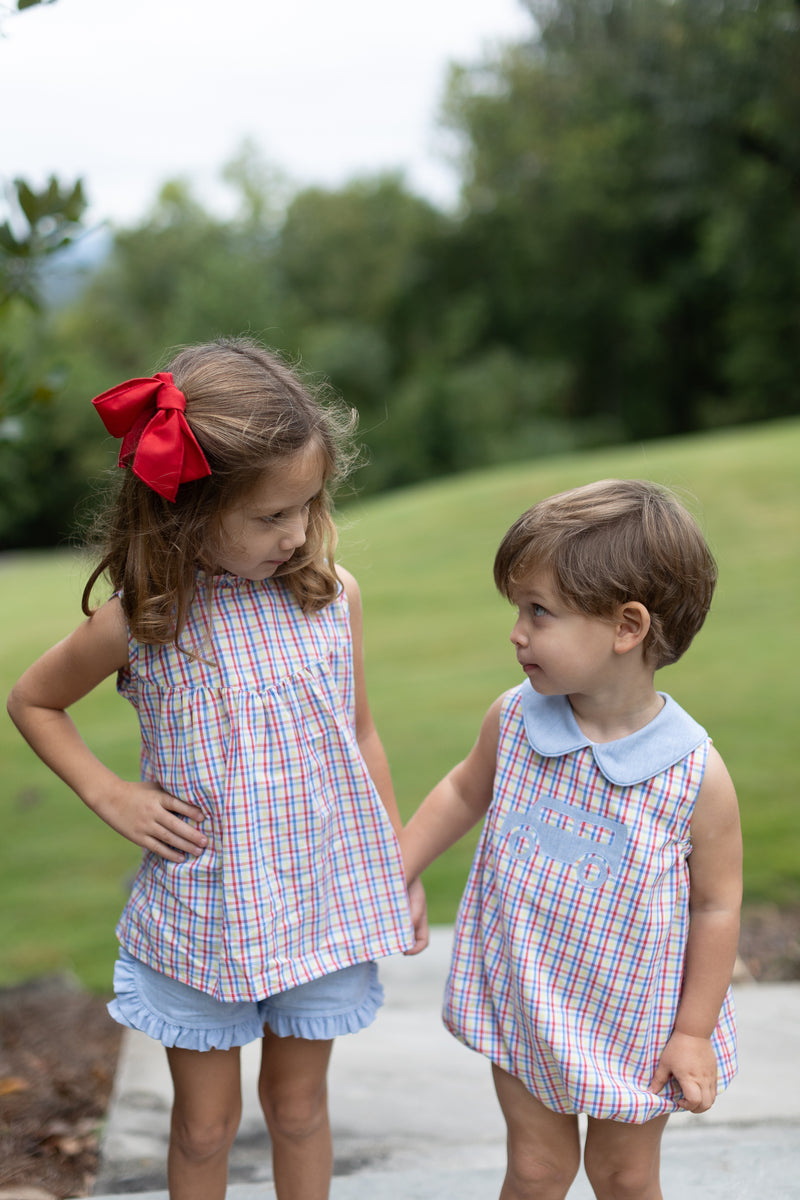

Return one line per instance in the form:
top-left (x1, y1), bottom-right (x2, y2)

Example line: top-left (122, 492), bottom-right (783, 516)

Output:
top-left (149, 375), bottom-right (187, 412)
top-left (92, 372), bottom-right (211, 502)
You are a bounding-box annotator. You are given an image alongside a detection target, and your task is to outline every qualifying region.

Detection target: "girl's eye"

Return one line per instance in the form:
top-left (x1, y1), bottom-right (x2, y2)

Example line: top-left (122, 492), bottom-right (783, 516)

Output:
top-left (532, 603), bottom-right (548, 618)
top-left (258, 496), bottom-right (317, 526)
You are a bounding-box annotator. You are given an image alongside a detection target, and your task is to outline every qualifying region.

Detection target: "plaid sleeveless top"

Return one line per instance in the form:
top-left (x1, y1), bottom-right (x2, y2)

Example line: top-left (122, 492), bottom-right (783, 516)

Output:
top-left (115, 572), bottom-right (414, 1001)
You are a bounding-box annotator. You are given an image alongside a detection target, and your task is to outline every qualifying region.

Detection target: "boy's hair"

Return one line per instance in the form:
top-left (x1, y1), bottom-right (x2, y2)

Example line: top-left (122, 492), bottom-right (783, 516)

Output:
top-left (494, 479), bottom-right (717, 668)
top-left (83, 337), bottom-right (359, 644)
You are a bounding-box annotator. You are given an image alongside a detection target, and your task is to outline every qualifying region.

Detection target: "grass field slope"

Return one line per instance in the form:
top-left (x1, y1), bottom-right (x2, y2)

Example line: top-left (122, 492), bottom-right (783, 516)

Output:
top-left (1, 418), bottom-right (797, 988)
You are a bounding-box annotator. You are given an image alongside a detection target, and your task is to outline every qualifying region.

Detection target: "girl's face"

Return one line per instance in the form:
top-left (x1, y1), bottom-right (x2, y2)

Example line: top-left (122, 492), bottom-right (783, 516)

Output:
top-left (212, 443), bottom-right (325, 581)
top-left (509, 568), bottom-right (618, 699)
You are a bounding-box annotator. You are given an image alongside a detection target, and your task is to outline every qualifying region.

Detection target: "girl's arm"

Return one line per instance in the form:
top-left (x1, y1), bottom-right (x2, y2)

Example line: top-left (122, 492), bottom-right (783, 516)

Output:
top-left (7, 596), bottom-right (207, 862)
top-left (649, 744), bottom-right (742, 1113)
top-left (338, 566), bottom-right (428, 953)
top-left (338, 568), bottom-right (400, 831)
top-left (399, 696), bottom-right (502, 884)
top-left (338, 566), bottom-right (400, 830)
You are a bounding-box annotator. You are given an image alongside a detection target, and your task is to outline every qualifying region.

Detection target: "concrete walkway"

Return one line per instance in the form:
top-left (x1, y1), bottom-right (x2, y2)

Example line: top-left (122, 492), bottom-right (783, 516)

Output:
top-left (92, 928), bottom-right (800, 1199)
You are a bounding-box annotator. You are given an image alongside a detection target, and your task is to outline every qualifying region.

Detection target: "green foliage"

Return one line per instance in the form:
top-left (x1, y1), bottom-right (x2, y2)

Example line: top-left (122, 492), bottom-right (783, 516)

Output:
top-left (271, 174), bottom-right (449, 478)
top-left (443, 0), bottom-right (800, 436)
top-left (0, 154), bottom-right (281, 548)
top-left (58, 179), bottom-right (280, 372)
top-left (0, 176), bottom-right (86, 311)
top-left (1, 420), bottom-right (797, 987)
top-left (0, 52), bottom-right (89, 543)
top-left (0, 297), bottom-right (102, 549)
top-left (4, 0), bottom-right (800, 547)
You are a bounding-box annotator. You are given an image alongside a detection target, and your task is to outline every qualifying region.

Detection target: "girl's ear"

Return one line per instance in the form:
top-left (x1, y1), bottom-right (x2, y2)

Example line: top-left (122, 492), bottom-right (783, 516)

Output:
top-left (613, 602), bottom-right (651, 656)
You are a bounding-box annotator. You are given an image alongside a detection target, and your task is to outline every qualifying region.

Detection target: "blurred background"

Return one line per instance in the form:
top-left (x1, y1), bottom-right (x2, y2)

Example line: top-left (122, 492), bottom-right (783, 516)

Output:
top-left (1, 0), bottom-right (798, 988)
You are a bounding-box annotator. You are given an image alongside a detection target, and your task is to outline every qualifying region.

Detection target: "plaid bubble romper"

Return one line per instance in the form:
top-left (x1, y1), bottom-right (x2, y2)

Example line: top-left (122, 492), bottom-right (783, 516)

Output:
top-left (443, 684), bottom-right (737, 1123)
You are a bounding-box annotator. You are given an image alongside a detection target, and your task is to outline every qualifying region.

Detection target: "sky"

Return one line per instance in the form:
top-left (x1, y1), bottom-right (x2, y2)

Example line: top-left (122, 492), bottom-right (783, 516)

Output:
top-left (2, 0), bottom-right (532, 228)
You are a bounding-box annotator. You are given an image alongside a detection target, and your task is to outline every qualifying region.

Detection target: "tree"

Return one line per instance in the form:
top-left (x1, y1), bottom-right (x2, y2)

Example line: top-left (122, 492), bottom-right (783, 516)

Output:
top-left (0, 190), bottom-right (91, 548)
top-left (0, 0), bottom-right (96, 545)
top-left (58, 182), bottom-right (256, 372)
top-left (441, 0), bottom-right (800, 440)
top-left (273, 175), bottom-right (450, 486)
top-left (0, 176), bottom-right (86, 312)
top-left (0, 0), bottom-right (83, 333)
top-left (0, 177), bottom-right (95, 546)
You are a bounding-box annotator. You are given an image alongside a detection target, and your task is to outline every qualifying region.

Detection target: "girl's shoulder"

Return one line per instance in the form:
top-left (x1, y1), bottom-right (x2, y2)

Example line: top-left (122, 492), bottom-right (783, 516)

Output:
top-left (31, 595), bottom-right (130, 708)
top-left (333, 565), bottom-right (360, 624)
top-left (334, 564), bottom-right (357, 600)
top-left (83, 595), bottom-right (130, 667)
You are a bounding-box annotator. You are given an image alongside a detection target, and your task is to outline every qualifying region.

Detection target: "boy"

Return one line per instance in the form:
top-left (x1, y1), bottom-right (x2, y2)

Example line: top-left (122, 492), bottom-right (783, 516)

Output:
top-left (401, 480), bottom-right (741, 1200)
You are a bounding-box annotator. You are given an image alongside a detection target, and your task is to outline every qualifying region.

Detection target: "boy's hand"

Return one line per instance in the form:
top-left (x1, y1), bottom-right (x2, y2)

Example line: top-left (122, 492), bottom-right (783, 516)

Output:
top-left (403, 876), bottom-right (429, 955)
top-left (97, 779), bottom-right (208, 862)
top-left (649, 1031), bottom-right (718, 1113)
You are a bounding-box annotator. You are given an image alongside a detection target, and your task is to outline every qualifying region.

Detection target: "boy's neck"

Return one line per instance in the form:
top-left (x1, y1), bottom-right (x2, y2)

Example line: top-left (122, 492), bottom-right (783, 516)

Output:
top-left (567, 680), bottom-right (663, 744)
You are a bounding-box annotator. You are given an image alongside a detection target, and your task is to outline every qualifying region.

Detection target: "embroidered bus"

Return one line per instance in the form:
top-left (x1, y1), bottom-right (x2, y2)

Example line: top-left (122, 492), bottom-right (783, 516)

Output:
top-left (499, 797), bottom-right (628, 889)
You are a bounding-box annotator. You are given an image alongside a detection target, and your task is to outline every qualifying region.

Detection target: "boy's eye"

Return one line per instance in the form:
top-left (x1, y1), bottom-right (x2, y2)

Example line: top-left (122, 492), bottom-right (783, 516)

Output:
top-left (532, 603), bottom-right (548, 617)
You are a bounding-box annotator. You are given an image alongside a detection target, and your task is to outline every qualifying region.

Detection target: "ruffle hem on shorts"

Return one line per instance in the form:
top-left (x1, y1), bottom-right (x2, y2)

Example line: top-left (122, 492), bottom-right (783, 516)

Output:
top-left (107, 954), bottom-right (264, 1051)
top-left (107, 954), bottom-right (385, 1049)
top-left (263, 969), bottom-right (384, 1040)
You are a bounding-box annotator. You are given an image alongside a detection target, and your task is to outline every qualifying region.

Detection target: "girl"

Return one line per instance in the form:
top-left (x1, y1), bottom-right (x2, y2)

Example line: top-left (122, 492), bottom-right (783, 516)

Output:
top-left (8, 338), bottom-right (425, 1200)
top-left (400, 479), bottom-right (742, 1200)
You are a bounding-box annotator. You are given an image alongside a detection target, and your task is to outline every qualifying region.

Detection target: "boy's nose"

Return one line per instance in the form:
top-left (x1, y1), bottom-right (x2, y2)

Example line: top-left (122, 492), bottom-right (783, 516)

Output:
top-left (510, 620), bottom-right (528, 646)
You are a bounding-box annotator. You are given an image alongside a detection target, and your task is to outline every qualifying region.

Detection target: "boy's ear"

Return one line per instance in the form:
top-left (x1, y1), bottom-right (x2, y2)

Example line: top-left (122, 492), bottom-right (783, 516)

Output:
top-left (613, 602), bottom-right (651, 655)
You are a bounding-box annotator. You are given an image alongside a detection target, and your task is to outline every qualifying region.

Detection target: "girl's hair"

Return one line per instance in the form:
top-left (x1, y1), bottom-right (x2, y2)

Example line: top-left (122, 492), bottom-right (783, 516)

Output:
top-left (494, 479), bottom-right (717, 668)
top-left (83, 337), bottom-right (359, 644)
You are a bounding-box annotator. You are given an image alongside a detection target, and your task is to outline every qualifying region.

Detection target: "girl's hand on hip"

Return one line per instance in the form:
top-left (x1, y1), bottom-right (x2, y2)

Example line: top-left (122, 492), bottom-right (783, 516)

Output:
top-left (97, 779), bottom-right (208, 862)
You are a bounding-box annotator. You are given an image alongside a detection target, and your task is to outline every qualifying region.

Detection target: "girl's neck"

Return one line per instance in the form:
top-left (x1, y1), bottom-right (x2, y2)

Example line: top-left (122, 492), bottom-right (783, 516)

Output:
top-left (567, 682), bottom-right (663, 744)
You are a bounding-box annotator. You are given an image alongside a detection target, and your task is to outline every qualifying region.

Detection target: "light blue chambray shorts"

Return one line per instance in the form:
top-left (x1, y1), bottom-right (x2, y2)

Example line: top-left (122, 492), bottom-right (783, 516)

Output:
top-left (107, 947), bottom-right (384, 1051)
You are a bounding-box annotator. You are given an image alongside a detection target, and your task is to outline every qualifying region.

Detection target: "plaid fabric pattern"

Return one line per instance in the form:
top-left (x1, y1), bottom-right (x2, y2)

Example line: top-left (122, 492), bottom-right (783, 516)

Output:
top-left (443, 685), bottom-right (737, 1123)
top-left (116, 574), bottom-right (414, 1001)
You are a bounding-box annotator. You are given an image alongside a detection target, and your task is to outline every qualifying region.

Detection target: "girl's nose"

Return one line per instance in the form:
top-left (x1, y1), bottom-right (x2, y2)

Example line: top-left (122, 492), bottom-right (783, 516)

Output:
top-left (279, 513), bottom-right (308, 550)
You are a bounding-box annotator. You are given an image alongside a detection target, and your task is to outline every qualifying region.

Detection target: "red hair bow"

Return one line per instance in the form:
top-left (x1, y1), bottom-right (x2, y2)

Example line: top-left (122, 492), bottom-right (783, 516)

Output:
top-left (92, 372), bottom-right (211, 502)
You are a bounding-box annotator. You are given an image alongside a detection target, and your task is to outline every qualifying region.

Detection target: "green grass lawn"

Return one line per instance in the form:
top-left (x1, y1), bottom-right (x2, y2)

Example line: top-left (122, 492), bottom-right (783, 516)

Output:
top-left (2, 418), bottom-right (798, 990)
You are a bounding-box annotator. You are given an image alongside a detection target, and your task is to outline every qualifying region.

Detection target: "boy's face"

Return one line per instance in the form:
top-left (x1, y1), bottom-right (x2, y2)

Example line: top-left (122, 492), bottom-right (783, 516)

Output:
top-left (508, 568), bottom-right (619, 699)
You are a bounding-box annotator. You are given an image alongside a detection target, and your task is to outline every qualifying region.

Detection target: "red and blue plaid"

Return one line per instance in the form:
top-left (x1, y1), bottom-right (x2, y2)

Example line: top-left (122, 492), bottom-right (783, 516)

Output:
top-left (444, 685), bottom-right (737, 1123)
top-left (115, 574), bottom-right (414, 1001)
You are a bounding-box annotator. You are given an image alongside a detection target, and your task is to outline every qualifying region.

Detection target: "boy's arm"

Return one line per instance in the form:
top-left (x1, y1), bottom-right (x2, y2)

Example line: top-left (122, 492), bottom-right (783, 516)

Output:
top-left (400, 696), bottom-right (502, 884)
top-left (7, 596), bottom-right (207, 861)
top-left (649, 744), bottom-right (742, 1112)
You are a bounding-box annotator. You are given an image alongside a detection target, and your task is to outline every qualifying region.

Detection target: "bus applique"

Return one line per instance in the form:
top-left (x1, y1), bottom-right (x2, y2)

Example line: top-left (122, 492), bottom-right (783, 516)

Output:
top-left (499, 797), bottom-right (628, 889)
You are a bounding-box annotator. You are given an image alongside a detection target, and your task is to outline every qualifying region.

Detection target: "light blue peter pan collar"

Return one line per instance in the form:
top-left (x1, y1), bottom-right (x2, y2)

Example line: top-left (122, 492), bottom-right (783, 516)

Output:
top-left (518, 685), bottom-right (707, 787)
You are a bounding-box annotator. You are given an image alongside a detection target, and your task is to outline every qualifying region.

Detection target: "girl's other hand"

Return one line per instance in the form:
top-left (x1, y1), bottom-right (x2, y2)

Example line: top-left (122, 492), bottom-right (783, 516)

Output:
top-left (649, 1031), bottom-right (718, 1113)
top-left (403, 876), bottom-right (429, 956)
top-left (97, 779), bottom-right (208, 862)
